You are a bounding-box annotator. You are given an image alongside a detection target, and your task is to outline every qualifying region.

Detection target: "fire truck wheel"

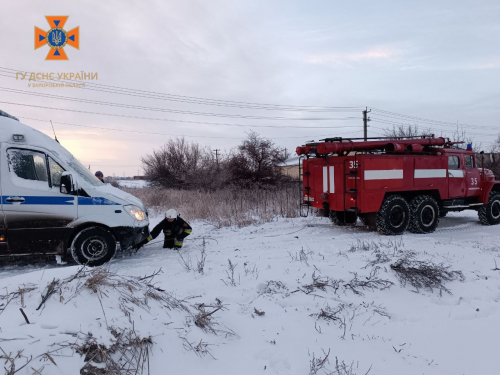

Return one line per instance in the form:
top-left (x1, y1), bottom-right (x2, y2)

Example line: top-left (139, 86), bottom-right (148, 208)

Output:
top-left (408, 195), bottom-right (440, 234)
top-left (478, 192), bottom-right (500, 225)
top-left (376, 195), bottom-right (410, 235)
top-left (329, 211), bottom-right (357, 226)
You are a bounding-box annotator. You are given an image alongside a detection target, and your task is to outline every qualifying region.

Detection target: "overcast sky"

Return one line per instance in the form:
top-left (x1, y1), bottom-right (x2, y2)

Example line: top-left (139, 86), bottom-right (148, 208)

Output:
top-left (1, 0), bottom-right (499, 176)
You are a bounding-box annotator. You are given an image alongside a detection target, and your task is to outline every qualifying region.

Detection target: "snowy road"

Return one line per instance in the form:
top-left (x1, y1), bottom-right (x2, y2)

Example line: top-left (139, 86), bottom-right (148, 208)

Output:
top-left (0, 212), bottom-right (499, 374)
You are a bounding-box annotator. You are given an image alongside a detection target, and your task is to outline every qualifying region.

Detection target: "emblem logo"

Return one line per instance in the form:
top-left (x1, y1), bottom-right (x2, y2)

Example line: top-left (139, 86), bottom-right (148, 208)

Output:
top-left (35, 16), bottom-right (79, 60)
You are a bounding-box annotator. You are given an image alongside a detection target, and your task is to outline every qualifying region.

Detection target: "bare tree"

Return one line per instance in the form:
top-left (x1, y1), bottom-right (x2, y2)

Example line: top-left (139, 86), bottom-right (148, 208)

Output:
top-left (383, 124), bottom-right (433, 139)
top-left (227, 131), bottom-right (288, 186)
top-left (141, 138), bottom-right (224, 189)
top-left (483, 133), bottom-right (500, 178)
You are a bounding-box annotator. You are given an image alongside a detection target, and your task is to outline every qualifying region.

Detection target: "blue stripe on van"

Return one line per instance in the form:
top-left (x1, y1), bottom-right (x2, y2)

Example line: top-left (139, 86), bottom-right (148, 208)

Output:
top-left (77, 197), bottom-right (120, 206)
top-left (1, 196), bottom-right (119, 206)
top-left (1, 196), bottom-right (75, 205)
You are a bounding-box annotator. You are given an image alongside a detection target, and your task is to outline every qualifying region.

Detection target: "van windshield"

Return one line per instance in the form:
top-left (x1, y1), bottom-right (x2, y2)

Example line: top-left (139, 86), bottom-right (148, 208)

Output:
top-left (67, 157), bottom-right (103, 186)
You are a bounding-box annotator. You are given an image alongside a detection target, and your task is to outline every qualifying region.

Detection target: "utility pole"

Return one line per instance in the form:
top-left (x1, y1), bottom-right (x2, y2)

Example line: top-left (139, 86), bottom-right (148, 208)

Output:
top-left (213, 149), bottom-right (220, 168)
top-left (363, 107), bottom-right (371, 141)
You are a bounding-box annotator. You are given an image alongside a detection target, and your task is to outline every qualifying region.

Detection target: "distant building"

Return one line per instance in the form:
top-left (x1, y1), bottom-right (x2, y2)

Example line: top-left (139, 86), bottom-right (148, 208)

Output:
top-left (279, 156), bottom-right (302, 181)
top-left (133, 176), bottom-right (147, 180)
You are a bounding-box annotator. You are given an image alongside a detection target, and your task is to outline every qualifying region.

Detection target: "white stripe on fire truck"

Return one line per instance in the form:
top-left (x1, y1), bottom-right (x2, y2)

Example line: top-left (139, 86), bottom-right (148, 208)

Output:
top-left (414, 169), bottom-right (447, 178)
top-left (323, 166), bottom-right (328, 192)
top-left (448, 170), bottom-right (464, 178)
top-left (329, 166), bottom-right (334, 193)
top-left (364, 170), bottom-right (403, 180)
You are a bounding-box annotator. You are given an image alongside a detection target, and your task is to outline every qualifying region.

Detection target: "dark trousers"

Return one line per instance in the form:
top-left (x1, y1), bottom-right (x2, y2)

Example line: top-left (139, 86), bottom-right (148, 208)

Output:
top-left (163, 237), bottom-right (175, 249)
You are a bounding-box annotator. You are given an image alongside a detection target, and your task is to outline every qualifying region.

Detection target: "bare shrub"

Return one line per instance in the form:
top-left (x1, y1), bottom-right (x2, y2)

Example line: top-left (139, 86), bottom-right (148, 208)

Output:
top-left (343, 267), bottom-right (394, 296)
top-left (178, 251), bottom-right (193, 272)
top-left (0, 285), bottom-right (36, 314)
top-left (72, 328), bottom-right (152, 375)
top-left (221, 259), bottom-right (238, 286)
top-left (349, 240), bottom-right (373, 252)
top-left (288, 248), bottom-right (313, 266)
top-left (364, 249), bottom-right (391, 268)
top-left (332, 357), bottom-right (372, 375)
top-left (194, 305), bottom-right (223, 334)
top-left (180, 337), bottom-right (215, 359)
top-left (196, 239), bottom-right (207, 274)
top-left (0, 347), bottom-right (31, 375)
top-left (227, 131), bottom-right (288, 186)
top-left (142, 137), bottom-right (222, 189)
top-left (244, 262), bottom-right (260, 279)
top-left (309, 348), bottom-right (331, 375)
top-left (301, 271), bottom-right (342, 295)
top-left (142, 132), bottom-right (290, 189)
top-left (391, 257), bottom-right (465, 295)
top-left (261, 280), bottom-right (288, 295)
top-left (105, 178), bottom-right (120, 188)
top-left (311, 305), bottom-right (348, 330)
top-left (349, 238), bottom-right (404, 254)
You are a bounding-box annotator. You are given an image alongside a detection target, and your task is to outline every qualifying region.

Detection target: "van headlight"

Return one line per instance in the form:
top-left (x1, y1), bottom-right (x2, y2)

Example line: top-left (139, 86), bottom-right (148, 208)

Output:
top-left (124, 205), bottom-right (146, 221)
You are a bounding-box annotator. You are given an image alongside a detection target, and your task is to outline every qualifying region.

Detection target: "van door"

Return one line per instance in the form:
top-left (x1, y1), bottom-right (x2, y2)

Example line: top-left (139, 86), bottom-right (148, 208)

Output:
top-left (448, 155), bottom-right (465, 198)
top-left (1, 144), bottom-right (77, 254)
top-left (0, 147), bottom-right (9, 255)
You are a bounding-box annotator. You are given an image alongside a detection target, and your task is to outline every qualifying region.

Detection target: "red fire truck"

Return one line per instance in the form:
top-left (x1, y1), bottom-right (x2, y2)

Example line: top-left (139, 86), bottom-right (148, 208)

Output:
top-left (296, 136), bottom-right (500, 235)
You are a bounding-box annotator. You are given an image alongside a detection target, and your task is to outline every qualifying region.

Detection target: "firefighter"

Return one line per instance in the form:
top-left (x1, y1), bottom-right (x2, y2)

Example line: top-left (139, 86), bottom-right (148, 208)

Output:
top-left (137, 209), bottom-right (192, 250)
top-left (95, 171), bottom-right (104, 183)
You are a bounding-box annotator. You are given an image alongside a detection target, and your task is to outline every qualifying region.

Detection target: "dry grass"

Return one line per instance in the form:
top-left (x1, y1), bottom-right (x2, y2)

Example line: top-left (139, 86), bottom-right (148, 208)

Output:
top-left (122, 185), bottom-right (301, 228)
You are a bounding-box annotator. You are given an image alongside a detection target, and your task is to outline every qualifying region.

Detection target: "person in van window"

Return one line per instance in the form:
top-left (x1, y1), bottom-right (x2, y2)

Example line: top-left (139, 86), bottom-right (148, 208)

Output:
top-left (95, 170), bottom-right (104, 182)
top-left (136, 209), bottom-right (192, 250)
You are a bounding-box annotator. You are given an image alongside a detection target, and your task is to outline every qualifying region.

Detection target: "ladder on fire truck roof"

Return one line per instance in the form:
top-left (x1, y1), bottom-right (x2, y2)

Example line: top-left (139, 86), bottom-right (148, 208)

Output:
top-left (318, 134), bottom-right (436, 143)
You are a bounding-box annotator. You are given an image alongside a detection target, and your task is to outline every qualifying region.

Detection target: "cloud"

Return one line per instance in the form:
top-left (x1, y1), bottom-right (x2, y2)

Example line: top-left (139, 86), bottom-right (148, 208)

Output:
top-left (306, 46), bottom-right (398, 65)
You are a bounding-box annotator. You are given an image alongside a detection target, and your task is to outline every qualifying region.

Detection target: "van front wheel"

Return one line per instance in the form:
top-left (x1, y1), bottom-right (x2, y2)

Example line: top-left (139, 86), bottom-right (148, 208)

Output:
top-left (71, 227), bottom-right (117, 267)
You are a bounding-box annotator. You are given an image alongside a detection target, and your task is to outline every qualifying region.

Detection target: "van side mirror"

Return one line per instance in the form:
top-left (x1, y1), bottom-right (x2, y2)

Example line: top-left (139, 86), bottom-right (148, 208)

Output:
top-left (60, 174), bottom-right (73, 194)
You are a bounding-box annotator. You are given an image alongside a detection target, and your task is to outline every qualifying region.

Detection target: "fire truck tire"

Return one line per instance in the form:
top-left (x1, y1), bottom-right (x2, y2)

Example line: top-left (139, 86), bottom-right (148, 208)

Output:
top-left (376, 195), bottom-right (410, 235)
top-left (478, 192), bottom-right (500, 225)
top-left (408, 195), bottom-right (440, 234)
top-left (329, 211), bottom-right (357, 226)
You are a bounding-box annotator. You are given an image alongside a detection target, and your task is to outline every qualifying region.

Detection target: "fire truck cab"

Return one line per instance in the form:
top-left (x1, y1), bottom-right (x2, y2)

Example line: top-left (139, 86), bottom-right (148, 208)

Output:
top-left (297, 136), bottom-right (500, 235)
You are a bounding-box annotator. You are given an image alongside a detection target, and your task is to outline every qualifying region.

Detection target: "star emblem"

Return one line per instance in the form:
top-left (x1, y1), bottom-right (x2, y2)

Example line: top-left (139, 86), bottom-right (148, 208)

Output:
top-left (35, 16), bottom-right (79, 60)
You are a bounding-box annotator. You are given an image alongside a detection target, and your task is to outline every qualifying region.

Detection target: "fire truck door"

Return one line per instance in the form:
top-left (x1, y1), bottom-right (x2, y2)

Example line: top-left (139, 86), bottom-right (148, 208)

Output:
top-left (464, 154), bottom-right (481, 197)
top-left (448, 155), bottom-right (464, 198)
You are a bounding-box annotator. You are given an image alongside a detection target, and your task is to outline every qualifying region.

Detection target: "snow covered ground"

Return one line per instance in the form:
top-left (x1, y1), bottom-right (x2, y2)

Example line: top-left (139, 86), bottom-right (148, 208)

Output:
top-left (117, 180), bottom-right (149, 188)
top-left (1, 211), bottom-right (499, 374)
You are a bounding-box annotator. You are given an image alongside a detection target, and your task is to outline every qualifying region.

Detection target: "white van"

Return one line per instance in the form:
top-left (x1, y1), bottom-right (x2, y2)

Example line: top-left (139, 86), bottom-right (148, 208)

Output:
top-left (0, 110), bottom-right (149, 266)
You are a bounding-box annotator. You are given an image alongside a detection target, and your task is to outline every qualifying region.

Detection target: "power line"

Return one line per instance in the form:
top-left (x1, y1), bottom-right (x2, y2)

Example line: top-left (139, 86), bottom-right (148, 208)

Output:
top-left (0, 100), bottom-right (362, 130)
top-left (19, 116), bottom-right (339, 140)
top-left (0, 87), bottom-right (360, 121)
top-left (370, 118), bottom-right (500, 137)
top-left (0, 67), bottom-right (363, 112)
top-left (370, 107), bottom-right (499, 131)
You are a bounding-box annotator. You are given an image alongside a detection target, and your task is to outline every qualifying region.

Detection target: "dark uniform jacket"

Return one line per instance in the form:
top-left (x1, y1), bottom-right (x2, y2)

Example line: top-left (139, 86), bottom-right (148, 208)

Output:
top-left (149, 217), bottom-right (192, 248)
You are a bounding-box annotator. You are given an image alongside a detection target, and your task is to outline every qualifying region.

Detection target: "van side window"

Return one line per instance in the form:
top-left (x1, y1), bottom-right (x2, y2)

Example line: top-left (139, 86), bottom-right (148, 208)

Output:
top-left (465, 155), bottom-right (474, 169)
top-left (49, 158), bottom-right (65, 187)
top-left (448, 156), bottom-right (459, 169)
top-left (7, 149), bottom-right (48, 183)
